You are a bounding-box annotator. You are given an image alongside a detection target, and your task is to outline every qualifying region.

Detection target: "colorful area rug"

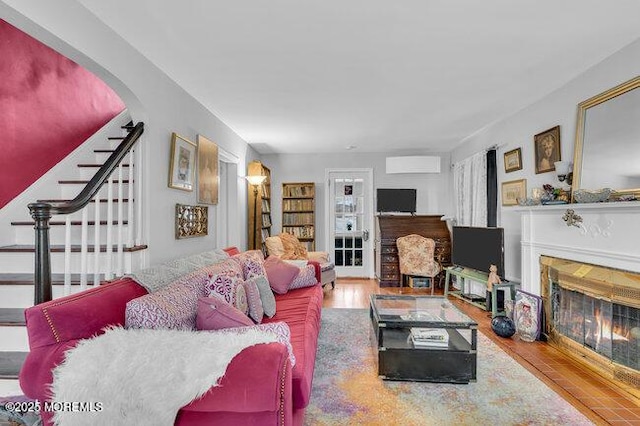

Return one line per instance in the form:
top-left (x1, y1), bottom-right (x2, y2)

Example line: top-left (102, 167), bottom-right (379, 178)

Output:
top-left (305, 308), bottom-right (593, 426)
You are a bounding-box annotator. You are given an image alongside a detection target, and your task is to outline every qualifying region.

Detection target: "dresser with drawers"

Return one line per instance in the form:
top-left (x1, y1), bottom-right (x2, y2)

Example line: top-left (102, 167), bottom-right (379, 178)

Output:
top-left (375, 215), bottom-right (451, 287)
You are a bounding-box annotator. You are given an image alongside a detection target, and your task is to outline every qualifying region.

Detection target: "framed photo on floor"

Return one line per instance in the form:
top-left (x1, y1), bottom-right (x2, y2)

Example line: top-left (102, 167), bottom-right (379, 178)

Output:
top-left (168, 133), bottom-right (197, 191)
top-left (501, 179), bottom-right (526, 206)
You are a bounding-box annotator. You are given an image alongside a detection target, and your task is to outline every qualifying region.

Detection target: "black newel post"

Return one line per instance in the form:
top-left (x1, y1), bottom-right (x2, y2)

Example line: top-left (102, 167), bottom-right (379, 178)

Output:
top-left (28, 202), bottom-right (53, 304)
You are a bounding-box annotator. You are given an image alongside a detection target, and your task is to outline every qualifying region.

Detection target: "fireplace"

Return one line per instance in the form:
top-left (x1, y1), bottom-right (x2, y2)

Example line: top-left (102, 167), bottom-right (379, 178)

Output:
top-left (540, 256), bottom-right (640, 399)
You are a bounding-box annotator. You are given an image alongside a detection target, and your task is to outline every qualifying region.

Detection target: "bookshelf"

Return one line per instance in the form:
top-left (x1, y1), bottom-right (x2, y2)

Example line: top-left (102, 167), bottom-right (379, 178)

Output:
top-left (282, 182), bottom-right (315, 251)
top-left (247, 161), bottom-right (272, 253)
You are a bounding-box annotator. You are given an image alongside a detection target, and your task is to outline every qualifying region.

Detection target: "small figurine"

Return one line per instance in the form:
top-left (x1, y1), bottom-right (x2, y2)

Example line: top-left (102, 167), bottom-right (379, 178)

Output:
top-left (487, 264), bottom-right (501, 291)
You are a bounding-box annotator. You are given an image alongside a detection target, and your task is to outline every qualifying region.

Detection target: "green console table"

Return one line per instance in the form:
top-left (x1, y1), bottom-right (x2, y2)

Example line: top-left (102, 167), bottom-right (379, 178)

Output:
top-left (444, 266), bottom-right (519, 317)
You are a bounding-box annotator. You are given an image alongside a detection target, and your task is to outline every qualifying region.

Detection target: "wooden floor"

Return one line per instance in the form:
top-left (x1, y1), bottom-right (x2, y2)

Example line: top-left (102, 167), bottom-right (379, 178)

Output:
top-left (323, 278), bottom-right (640, 426)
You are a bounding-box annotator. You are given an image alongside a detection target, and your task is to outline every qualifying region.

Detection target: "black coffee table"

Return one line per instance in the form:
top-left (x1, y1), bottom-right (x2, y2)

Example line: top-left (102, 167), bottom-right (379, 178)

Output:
top-left (369, 294), bottom-right (477, 383)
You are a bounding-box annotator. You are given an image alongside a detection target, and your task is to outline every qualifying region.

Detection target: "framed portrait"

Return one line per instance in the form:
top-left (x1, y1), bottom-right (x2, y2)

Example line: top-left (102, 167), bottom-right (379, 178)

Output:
top-left (534, 125), bottom-right (561, 174)
top-left (196, 135), bottom-right (219, 205)
top-left (168, 133), bottom-right (197, 191)
top-left (501, 179), bottom-right (526, 206)
top-left (503, 148), bottom-right (522, 173)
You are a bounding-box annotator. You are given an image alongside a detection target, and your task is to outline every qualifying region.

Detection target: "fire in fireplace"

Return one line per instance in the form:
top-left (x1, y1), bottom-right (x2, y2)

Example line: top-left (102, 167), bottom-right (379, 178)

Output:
top-left (552, 285), bottom-right (639, 371)
top-left (541, 256), bottom-right (640, 399)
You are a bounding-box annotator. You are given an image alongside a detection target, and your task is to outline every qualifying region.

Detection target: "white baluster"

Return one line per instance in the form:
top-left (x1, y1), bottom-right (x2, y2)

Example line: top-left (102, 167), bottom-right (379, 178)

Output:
top-left (106, 173), bottom-right (114, 280)
top-left (80, 207), bottom-right (88, 291)
top-left (64, 215), bottom-right (72, 296)
top-left (117, 163), bottom-right (124, 277)
top-left (127, 149), bottom-right (135, 249)
top-left (135, 140), bottom-right (144, 260)
top-left (93, 186), bottom-right (101, 287)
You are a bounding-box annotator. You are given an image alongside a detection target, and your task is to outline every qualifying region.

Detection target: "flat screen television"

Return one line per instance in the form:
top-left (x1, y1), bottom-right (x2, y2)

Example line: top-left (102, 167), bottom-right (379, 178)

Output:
top-left (451, 226), bottom-right (505, 278)
top-left (376, 188), bottom-right (416, 213)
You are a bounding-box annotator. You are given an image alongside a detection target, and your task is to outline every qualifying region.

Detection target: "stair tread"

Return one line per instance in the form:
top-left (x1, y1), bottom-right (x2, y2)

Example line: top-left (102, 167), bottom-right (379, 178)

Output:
top-left (0, 273), bottom-right (104, 286)
top-left (77, 163), bottom-right (129, 167)
top-left (0, 309), bottom-right (25, 326)
top-left (11, 220), bottom-right (129, 226)
top-left (0, 352), bottom-right (28, 379)
top-left (0, 244), bottom-right (148, 253)
top-left (37, 198), bottom-right (130, 203)
top-left (58, 179), bottom-right (130, 184)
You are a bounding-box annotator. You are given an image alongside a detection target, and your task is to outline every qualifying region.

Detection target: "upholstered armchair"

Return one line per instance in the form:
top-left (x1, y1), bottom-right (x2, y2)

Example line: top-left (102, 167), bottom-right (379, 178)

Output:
top-left (265, 233), bottom-right (336, 289)
top-left (396, 234), bottom-right (441, 294)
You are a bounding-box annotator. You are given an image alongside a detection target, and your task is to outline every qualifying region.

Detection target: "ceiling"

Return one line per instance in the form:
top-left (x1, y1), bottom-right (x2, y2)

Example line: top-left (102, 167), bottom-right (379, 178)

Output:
top-left (78, 0), bottom-right (640, 155)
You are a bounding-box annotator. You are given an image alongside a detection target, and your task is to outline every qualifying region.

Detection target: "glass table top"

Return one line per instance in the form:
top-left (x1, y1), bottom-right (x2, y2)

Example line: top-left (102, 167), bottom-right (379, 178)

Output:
top-left (370, 294), bottom-right (476, 327)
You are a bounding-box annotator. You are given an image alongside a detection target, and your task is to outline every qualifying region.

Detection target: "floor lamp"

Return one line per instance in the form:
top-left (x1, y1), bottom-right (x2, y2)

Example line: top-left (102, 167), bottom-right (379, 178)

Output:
top-left (246, 174), bottom-right (267, 250)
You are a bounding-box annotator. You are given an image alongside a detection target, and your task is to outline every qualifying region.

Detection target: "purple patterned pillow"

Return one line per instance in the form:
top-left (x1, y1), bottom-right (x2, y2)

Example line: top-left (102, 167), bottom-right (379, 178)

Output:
top-left (196, 296), bottom-right (253, 330)
top-left (206, 273), bottom-right (249, 315)
top-left (288, 264), bottom-right (319, 290)
top-left (126, 281), bottom-right (205, 330)
top-left (232, 250), bottom-right (267, 280)
top-left (210, 322), bottom-right (295, 366)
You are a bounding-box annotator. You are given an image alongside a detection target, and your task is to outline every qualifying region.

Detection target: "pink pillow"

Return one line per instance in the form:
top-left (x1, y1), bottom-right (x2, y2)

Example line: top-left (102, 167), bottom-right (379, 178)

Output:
top-left (196, 296), bottom-right (253, 330)
top-left (264, 256), bottom-right (300, 294)
top-left (232, 250), bottom-right (268, 280)
top-left (288, 264), bottom-right (319, 290)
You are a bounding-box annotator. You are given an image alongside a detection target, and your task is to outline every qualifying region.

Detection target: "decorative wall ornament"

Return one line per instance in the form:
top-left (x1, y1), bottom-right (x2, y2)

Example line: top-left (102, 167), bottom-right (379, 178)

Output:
top-left (503, 148), bottom-right (523, 173)
top-left (175, 204), bottom-right (208, 239)
top-left (562, 209), bottom-right (583, 228)
top-left (581, 220), bottom-right (614, 239)
top-left (196, 134), bottom-right (219, 205)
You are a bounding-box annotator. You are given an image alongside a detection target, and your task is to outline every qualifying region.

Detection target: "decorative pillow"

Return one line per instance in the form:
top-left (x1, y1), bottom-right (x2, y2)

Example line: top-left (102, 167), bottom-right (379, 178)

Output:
top-left (232, 250), bottom-right (268, 280)
top-left (196, 296), bottom-right (253, 330)
top-left (211, 322), bottom-right (296, 366)
top-left (288, 264), bottom-right (319, 290)
top-left (278, 233), bottom-right (308, 260)
top-left (205, 274), bottom-right (249, 315)
top-left (251, 275), bottom-right (276, 318)
top-left (243, 278), bottom-right (265, 323)
top-left (264, 256), bottom-right (300, 294)
top-left (265, 236), bottom-right (285, 257)
top-left (126, 281), bottom-right (205, 330)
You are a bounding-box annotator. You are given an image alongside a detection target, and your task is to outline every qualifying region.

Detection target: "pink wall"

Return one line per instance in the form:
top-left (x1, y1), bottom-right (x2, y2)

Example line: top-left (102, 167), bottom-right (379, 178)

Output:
top-left (0, 19), bottom-right (125, 209)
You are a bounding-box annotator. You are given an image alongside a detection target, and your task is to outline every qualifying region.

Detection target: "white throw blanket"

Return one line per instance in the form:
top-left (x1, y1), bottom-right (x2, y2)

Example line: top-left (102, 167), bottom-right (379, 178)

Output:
top-left (51, 327), bottom-right (279, 426)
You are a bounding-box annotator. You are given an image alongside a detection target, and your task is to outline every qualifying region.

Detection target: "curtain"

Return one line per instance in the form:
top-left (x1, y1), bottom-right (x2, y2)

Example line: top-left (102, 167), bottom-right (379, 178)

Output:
top-left (453, 152), bottom-right (487, 227)
top-left (486, 149), bottom-right (497, 227)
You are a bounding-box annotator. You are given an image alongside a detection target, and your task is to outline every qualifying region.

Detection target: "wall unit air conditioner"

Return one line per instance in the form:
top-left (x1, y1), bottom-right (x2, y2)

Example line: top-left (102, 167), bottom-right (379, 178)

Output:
top-left (385, 156), bottom-right (441, 174)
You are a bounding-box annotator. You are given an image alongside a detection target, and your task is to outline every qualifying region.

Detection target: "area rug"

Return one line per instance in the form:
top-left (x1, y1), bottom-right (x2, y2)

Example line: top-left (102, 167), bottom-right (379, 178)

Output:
top-left (304, 308), bottom-right (593, 426)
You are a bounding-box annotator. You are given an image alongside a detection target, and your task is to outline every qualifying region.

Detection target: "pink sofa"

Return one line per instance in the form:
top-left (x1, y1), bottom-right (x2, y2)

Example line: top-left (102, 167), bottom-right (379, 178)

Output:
top-left (19, 247), bottom-right (323, 426)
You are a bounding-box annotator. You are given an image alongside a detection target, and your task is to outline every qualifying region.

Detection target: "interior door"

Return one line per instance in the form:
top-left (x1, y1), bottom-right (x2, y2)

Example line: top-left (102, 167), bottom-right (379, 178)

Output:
top-left (326, 169), bottom-right (374, 277)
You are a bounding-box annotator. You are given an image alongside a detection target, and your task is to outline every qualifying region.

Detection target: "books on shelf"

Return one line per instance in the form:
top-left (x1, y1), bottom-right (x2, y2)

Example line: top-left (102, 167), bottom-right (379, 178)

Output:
top-left (410, 327), bottom-right (449, 348)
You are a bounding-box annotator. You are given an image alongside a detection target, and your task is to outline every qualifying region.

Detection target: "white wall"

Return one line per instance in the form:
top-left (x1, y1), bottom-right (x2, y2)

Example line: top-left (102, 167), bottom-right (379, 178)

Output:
top-left (450, 37), bottom-right (640, 283)
top-left (1, 0), bottom-right (260, 265)
top-left (262, 151), bottom-right (451, 251)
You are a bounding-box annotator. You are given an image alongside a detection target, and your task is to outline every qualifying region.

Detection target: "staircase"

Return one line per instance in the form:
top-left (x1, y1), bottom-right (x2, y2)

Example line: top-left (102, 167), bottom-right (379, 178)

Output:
top-left (0, 116), bottom-right (147, 395)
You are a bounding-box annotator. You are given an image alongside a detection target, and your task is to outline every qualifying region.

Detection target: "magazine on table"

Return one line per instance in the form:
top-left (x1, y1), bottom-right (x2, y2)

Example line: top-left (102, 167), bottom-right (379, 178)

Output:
top-left (410, 335), bottom-right (449, 348)
top-left (410, 327), bottom-right (449, 342)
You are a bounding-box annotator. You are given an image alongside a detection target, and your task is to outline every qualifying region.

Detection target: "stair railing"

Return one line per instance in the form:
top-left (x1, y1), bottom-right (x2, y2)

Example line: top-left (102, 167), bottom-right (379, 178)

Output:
top-left (28, 122), bottom-right (144, 304)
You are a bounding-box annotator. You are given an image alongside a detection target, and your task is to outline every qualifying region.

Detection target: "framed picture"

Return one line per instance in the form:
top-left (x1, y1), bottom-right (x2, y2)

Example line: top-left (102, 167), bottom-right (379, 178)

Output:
top-left (196, 135), bottom-right (219, 205)
top-left (168, 133), bottom-right (197, 191)
top-left (534, 125), bottom-right (561, 174)
top-left (514, 290), bottom-right (543, 341)
top-left (503, 148), bottom-right (522, 173)
top-left (501, 179), bottom-right (526, 206)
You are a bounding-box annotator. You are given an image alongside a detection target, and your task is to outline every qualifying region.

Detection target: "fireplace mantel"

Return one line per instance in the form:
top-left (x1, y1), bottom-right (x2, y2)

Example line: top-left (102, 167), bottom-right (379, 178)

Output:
top-left (516, 201), bottom-right (640, 295)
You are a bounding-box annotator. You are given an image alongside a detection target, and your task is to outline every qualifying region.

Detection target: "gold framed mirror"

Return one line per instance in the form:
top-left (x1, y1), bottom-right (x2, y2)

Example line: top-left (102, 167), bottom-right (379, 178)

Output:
top-left (572, 75), bottom-right (640, 200)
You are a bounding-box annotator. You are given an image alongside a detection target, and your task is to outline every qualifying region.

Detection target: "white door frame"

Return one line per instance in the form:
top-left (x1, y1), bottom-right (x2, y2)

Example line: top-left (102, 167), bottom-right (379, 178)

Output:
top-left (324, 168), bottom-right (375, 278)
top-left (217, 147), bottom-right (240, 249)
